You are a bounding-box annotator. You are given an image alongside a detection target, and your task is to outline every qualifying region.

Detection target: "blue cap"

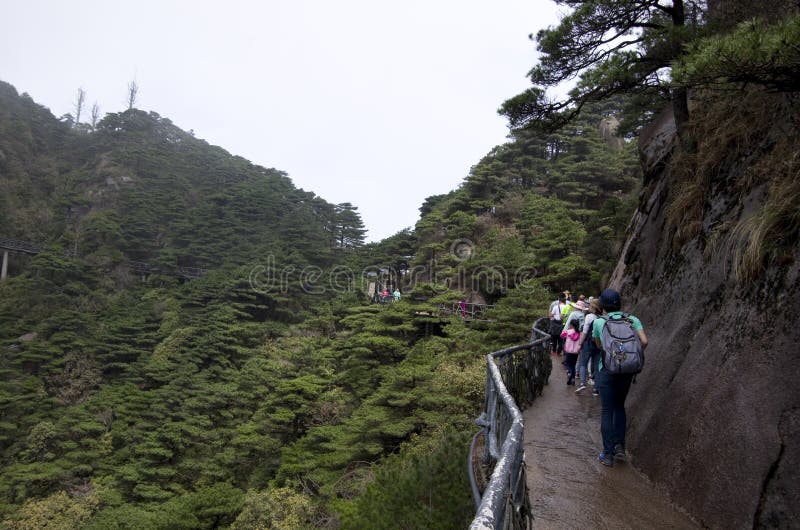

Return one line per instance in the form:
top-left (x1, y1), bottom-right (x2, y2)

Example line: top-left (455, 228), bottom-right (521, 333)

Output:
top-left (599, 288), bottom-right (621, 308)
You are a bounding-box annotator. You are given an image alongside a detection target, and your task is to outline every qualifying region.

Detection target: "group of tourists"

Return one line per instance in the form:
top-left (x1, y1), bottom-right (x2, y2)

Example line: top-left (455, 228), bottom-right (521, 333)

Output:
top-left (377, 287), bottom-right (401, 304)
top-left (547, 288), bottom-right (649, 467)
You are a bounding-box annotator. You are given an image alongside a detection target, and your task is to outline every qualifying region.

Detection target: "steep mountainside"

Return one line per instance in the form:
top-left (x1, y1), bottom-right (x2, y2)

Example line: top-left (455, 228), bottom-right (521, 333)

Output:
top-left (0, 80), bottom-right (364, 274)
top-left (0, 83), bottom-right (410, 528)
top-left (0, 77), bottom-right (645, 528)
top-left (3, 2), bottom-right (796, 521)
top-left (612, 90), bottom-right (800, 528)
top-left (2, 78), bottom-right (536, 529)
top-left (408, 98), bottom-right (641, 301)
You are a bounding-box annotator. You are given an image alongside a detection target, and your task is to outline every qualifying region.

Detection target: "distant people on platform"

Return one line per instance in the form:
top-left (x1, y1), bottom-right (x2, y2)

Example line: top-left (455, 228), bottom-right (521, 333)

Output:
top-left (592, 288), bottom-right (648, 467)
top-left (560, 318), bottom-right (582, 386)
top-left (380, 288), bottom-right (390, 304)
top-left (459, 299), bottom-right (468, 319)
top-left (393, 288), bottom-right (401, 301)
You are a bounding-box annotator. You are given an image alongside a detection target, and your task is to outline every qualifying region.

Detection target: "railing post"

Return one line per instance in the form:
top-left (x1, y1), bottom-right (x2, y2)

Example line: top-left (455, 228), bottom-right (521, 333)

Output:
top-left (1, 250), bottom-right (8, 280)
top-left (485, 366), bottom-right (498, 461)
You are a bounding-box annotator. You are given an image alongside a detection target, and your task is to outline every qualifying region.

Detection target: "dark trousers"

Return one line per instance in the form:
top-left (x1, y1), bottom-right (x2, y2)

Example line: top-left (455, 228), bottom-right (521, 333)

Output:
top-left (595, 370), bottom-right (634, 455)
top-left (548, 320), bottom-right (563, 353)
top-left (578, 340), bottom-right (598, 384)
top-left (564, 352), bottom-right (578, 382)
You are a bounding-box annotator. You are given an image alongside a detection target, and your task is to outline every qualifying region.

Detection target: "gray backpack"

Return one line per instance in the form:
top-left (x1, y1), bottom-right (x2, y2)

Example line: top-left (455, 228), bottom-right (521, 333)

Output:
top-left (599, 314), bottom-right (644, 374)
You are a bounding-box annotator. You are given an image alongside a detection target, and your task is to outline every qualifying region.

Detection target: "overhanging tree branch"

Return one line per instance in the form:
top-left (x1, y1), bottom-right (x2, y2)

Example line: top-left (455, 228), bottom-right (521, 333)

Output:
top-left (501, 0), bottom-right (702, 138)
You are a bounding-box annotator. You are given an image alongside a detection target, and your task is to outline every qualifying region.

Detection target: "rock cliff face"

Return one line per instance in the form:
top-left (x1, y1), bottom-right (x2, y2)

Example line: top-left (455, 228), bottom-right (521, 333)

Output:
top-left (609, 95), bottom-right (800, 528)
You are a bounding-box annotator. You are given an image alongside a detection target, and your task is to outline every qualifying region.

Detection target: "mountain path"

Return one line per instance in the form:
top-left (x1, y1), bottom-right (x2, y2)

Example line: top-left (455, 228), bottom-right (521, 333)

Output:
top-left (523, 369), bottom-right (700, 529)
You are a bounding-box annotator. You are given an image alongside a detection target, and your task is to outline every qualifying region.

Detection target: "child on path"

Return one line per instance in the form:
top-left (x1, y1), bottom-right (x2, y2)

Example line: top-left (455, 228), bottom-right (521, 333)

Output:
top-left (561, 319), bottom-right (581, 385)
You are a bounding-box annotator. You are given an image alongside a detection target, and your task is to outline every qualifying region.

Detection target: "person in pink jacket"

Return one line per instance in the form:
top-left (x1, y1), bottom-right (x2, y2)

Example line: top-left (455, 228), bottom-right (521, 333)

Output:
top-left (561, 319), bottom-right (582, 385)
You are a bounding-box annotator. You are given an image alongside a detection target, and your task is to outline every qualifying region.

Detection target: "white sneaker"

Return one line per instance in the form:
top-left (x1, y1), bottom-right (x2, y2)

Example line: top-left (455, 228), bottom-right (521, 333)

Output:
top-left (588, 378), bottom-right (595, 386)
top-left (575, 384), bottom-right (587, 393)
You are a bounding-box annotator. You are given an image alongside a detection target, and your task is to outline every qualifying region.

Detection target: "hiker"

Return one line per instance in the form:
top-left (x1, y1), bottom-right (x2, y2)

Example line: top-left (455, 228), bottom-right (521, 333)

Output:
top-left (393, 288), bottom-right (401, 301)
top-left (558, 294), bottom-right (581, 368)
top-left (575, 299), bottom-right (602, 394)
top-left (459, 299), bottom-right (467, 319)
top-left (381, 288), bottom-right (390, 304)
top-left (560, 293), bottom-right (578, 322)
top-left (562, 299), bottom-right (587, 373)
top-left (593, 288), bottom-right (648, 467)
top-left (548, 294), bottom-right (562, 321)
top-left (548, 293), bottom-right (567, 355)
top-left (561, 318), bottom-right (582, 385)
top-left (562, 299), bottom-right (588, 333)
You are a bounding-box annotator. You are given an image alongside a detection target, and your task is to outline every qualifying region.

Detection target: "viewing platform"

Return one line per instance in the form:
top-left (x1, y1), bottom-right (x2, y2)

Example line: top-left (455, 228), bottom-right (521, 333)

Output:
top-left (0, 235), bottom-right (206, 280)
top-left (438, 302), bottom-right (494, 322)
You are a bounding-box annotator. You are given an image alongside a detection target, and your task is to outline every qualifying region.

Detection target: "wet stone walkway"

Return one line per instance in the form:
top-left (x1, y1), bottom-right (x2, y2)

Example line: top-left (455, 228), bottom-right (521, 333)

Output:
top-left (523, 371), bottom-right (700, 530)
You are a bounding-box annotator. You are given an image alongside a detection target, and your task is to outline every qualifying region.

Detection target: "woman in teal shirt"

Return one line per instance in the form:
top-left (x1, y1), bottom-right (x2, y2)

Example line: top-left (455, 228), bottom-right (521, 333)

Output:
top-left (592, 288), bottom-right (648, 467)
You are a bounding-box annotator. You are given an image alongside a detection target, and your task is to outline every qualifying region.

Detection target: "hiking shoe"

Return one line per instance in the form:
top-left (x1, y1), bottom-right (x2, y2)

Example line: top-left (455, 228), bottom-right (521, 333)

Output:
top-left (614, 444), bottom-right (626, 461)
top-left (575, 384), bottom-right (587, 393)
top-left (588, 378), bottom-right (595, 386)
top-left (598, 453), bottom-right (614, 467)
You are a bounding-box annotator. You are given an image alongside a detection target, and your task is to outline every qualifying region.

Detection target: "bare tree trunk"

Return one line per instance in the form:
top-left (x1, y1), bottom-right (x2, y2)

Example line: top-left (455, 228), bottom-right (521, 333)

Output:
top-left (73, 221), bottom-right (80, 257)
top-left (672, 86), bottom-right (692, 143)
top-left (74, 88), bottom-right (86, 127)
top-left (670, 0), bottom-right (696, 152)
top-left (90, 102), bottom-right (100, 130)
top-left (127, 80), bottom-right (138, 110)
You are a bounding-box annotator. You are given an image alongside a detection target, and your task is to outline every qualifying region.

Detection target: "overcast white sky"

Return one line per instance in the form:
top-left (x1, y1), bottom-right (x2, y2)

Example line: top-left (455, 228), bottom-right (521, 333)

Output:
top-left (1, 0), bottom-right (563, 241)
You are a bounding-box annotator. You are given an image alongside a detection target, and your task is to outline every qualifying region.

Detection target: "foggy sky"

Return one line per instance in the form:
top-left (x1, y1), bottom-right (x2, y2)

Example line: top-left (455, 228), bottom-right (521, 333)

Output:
top-left (0, 0), bottom-right (562, 241)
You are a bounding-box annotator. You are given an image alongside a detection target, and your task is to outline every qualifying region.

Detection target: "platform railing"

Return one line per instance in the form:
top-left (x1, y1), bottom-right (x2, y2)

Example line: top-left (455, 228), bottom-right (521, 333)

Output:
top-left (0, 236), bottom-right (43, 254)
top-left (438, 302), bottom-right (494, 321)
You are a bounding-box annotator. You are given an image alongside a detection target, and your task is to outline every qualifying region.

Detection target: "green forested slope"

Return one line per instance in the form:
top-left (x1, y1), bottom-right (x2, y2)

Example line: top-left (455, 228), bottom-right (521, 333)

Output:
top-left (410, 99), bottom-right (641, 301)
top-left (0, 74), bottom-right (639, 528)
top-left (3, 2), bottom-right (796, 525)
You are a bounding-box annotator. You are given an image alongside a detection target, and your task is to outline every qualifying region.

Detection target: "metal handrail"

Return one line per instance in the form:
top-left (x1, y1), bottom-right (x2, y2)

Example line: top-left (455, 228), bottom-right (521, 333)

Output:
top-left (0, 236), bottom-right (75, 258)
top-left (469, 318), bottom-right (551, 530)
top-left (1, 236), bottom-right (206, 280)
top-left (438, 302), bottom-right (495, 321)
top-left (0, 236), bottom-right (43, 254)
top-left (177, 266), bottom-right (207, 279)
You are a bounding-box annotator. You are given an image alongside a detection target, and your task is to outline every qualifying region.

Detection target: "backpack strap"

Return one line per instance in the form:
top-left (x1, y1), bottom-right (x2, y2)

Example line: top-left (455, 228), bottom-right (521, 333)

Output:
top-left (594, 316), bottom-right (606, 340)
top-left (595, 315), bottom-right (606, 332)
top-left (608, 312), bottom-right (634, 325)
